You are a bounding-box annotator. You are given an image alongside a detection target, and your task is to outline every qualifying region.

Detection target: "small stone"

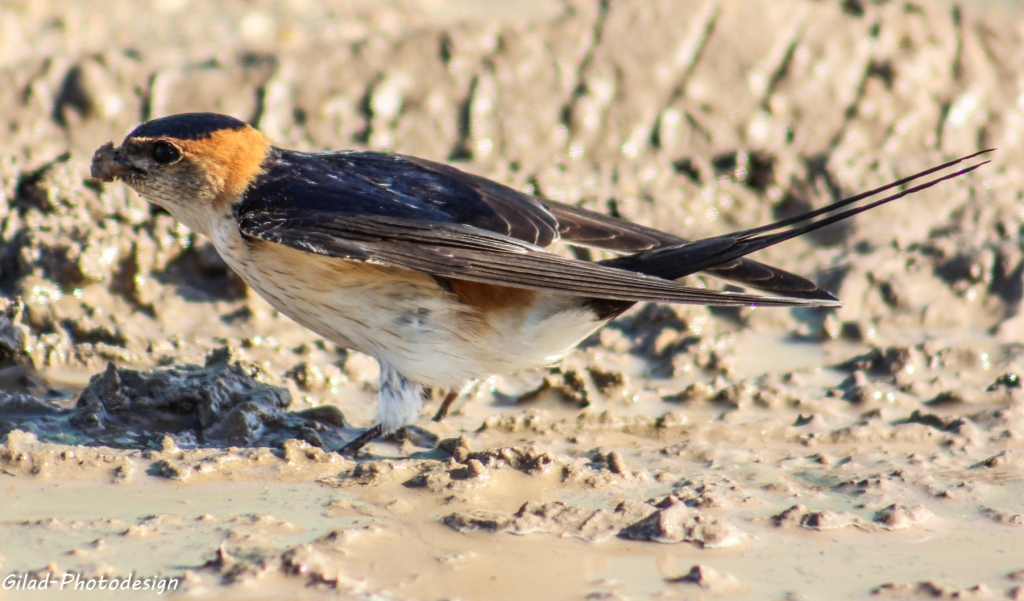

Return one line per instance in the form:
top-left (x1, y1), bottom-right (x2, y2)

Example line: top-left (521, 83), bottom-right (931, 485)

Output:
top-left (671, 564), bottom-right (743, 596)
top-left (606, 451), bottom-right (628, 475)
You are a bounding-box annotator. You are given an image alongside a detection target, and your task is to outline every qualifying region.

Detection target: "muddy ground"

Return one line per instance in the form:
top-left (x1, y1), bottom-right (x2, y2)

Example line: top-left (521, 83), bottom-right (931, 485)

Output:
top-left (1, 0), bottom-right (1024, 599)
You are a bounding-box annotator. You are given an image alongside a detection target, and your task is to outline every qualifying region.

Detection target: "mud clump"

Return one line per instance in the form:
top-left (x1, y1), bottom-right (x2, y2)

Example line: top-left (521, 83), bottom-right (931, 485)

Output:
top-left (441, 487), bottom-right (752, 548)
top-left (1, 347), bottom-right (348, 450)
top-left (772, 504), bottom-right (871, 531)
top-left (444, 500), bottom-right (656, 543)
top-left (619, 501), bottom-right (749, 547)
top-left (980, 507), bottom-right (1024, 526)
top-left (0, 300), bottom-right (27, 364)
top-left (873, 504), bottom-right (935, 530)
top-left (670, 565), bottom-right (744, 596)
top-left (872, 582), bottom-right (995, 599)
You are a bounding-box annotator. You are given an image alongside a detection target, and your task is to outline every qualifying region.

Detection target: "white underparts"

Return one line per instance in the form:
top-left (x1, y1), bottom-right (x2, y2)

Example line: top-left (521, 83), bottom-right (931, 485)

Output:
top-left (376, 360), bottom-right (425, 433)
top-left (199, 216), bottom-right (606, 430)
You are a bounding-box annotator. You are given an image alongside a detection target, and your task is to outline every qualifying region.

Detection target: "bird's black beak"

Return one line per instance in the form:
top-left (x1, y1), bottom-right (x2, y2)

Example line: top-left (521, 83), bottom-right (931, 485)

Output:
top-left (90, 142), bottom-right (129, 182)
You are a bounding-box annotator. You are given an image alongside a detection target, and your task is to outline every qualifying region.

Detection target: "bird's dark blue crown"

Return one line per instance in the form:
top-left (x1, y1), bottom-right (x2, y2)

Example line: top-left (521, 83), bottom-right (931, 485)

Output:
top-left (128, 113), bottom-right (247, 141)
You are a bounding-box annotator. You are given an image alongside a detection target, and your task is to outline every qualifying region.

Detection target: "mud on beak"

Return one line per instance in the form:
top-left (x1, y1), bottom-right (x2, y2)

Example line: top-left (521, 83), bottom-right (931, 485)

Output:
top-left (90, 142), bottom-right (129, 182)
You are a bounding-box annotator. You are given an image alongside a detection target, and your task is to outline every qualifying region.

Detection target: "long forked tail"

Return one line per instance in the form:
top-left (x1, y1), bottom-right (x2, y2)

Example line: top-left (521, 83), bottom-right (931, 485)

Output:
top-left (601, 150), bottom-right (993, 282)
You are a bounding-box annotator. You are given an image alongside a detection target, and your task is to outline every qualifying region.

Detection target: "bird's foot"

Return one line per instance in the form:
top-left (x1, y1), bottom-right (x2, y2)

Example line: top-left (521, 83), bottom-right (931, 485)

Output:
top-left (340, 424), bottom-right (383, 457)
top-left (387, 424), bottom-right (440, 448)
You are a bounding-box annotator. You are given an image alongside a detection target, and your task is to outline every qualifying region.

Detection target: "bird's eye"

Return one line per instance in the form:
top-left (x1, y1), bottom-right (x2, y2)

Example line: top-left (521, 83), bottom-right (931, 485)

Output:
top-left (152, 141), bottom-right (181, 165)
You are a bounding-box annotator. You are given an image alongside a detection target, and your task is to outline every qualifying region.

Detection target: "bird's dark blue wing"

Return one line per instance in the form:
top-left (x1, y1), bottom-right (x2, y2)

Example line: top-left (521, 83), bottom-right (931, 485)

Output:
top-left (234, 150), bottom-right (837, 308)
top-left (237, 149), bottom-right (560, 246)
top-left (235, 149), bottom-right (842, 302)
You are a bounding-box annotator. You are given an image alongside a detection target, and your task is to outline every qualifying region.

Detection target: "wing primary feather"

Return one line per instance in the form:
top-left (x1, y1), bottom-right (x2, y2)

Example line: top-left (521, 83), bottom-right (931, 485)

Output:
top-left (602, 155), bottom-right (991, 280)
top-left (356, 242), bottom-right (841, 307)
top-left (543, 197), bottom-right (838, 300)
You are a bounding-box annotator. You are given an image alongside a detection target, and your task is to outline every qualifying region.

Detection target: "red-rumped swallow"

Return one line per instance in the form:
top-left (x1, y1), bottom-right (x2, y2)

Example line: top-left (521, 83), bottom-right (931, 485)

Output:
top-left (90, 113), bottom-right (990, 454)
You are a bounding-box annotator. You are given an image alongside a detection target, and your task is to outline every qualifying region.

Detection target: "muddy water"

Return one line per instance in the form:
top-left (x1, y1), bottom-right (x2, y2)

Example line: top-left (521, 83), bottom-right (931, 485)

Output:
top-left (3, 0), bottom-right (1024, 599)
top-left (4, 436), bottom-right (1024, 600)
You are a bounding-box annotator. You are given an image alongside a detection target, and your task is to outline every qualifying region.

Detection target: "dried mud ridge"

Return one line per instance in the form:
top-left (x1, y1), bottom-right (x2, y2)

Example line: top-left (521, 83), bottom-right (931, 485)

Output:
top-left (3, 0), bottom-right (1024, 598)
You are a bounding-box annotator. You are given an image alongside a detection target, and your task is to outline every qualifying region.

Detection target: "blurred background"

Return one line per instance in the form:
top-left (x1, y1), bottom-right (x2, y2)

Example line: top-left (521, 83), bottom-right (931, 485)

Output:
top-left (1, 0), bottom-right (1021, 357)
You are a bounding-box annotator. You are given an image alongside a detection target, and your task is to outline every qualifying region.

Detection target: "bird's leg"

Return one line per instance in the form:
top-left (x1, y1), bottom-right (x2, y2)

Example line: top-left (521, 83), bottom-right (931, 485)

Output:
top-left (348, 360), bottom-right (426, 455)
top-left (432, 390), bottom-right (459, 422)
top-left (340, 424), bottom-right (383, 456)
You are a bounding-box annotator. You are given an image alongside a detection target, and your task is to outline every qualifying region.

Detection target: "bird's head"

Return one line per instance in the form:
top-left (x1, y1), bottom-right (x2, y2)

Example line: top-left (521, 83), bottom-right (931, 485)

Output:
top-left (91, 112), bottom-right (271, 235)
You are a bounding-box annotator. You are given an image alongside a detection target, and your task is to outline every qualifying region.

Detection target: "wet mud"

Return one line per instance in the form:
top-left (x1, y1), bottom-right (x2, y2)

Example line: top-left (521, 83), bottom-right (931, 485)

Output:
top-left (1, 0), bottom-right (1024, 599)
top-left (1, 347), bottom-right (350, 451)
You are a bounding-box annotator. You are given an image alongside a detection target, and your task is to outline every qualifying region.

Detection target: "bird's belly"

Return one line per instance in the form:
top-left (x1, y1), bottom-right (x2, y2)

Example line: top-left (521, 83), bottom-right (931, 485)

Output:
top-left (467, 294), bottom-right (604, 376)
top-left (210, 224), bottom-right (603, 386)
